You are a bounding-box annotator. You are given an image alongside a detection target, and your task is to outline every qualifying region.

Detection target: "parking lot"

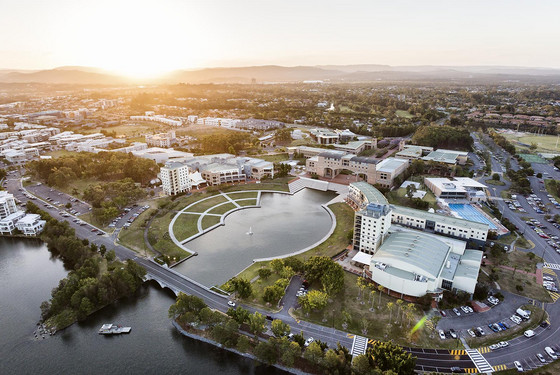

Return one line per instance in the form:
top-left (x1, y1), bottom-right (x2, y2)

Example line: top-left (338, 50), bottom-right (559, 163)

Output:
top-left (26, 183), bottom-right (91, 215)
top-left (109, 204), bottom-right (151, 230)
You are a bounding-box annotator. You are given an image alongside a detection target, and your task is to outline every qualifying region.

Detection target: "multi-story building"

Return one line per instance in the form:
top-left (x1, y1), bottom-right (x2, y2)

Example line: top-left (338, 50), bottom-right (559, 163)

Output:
top-left (146, 131), bottom-right (176, 148)
top-left (236, 118), bottom-right (284, 131)
top-left (0, 191), bottom-right (18, 219)
top-left (158, 162), bottom-right (205, 196)
top-left (353, 203), bottom-right (392, 254)
top-left (201, 164), bottom-right (246, 186)
top-left (374, 158), bottom-right (409, 188)
top-left (0, 211), bottom-right (26, 234)
top-left (424, 177), bottom-right (487, 202)
top-left (306, 151), bottom-right (378, 184)
top-left (15, 214), bottom-right (46, 236)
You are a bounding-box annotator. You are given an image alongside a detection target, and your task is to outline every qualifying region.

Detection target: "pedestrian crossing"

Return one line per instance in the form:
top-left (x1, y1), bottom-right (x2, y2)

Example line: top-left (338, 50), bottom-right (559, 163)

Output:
top-left (350, 335), bottom-right (368, 357)
top-left (544, 262), bottom-right (560, 270)
top-left (466, 349), bottom-right (494, 373)
top-left (493, 364), bottom-right (507, 371)
top-left (464, 368), bottom-right (478, 374)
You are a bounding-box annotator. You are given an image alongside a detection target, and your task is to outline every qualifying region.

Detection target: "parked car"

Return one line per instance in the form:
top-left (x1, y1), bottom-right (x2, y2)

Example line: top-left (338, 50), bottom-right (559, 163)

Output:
top-left (449, 329), bottom-right (457, 339)
top-left (452, 308), bottom-right (461, 316)
top-left (467, 329), bottom-right (476, 338)
top-left (536, 353), bottom-right (546, 363)
top-left (545, 346), bottom-right (558, 360)
top-left (476, 327), bottom-right (486, 336)
top-left (438, 330), bottom-right (446, 340)
top-left (304, 337), bottom-right (314, 347)
top-left (498, 341), bottom-right (509, 348)
top-left (513, 361), bottom-right (523, 372)
top-left (524, 330), bottom-right (535, 338)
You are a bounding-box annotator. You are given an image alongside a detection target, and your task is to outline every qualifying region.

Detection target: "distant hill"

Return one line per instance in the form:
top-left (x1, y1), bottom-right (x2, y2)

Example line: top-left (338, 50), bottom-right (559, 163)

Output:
top-left (0, 68), bottom-right (127, 85)
top-left (1, 64), bottom-right (559, 85)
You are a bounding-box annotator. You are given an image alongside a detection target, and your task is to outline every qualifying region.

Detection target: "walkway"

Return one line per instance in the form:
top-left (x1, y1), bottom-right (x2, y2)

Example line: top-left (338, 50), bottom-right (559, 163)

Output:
top-left (466, 349), bottom-right (494, 373)
top-left (350, 335), bottom-right (368, 357)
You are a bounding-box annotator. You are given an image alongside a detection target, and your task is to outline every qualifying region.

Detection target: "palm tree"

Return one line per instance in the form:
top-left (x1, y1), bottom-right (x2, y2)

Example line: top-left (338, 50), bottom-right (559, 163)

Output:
top-left (396, 299), bottom-right (404, 324)
top-left (377, 285), bottom-right (384, 307)
top-left (369, 290), bottom-right (376, 311)
top-left (387, 302), bottom-right (395, 323)
top-left (405, 303), bottom-right (416, 327)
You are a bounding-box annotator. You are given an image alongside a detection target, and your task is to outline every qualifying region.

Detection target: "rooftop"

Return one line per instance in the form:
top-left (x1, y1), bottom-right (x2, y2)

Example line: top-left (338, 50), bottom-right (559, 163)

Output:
top-left (350, 182), bottom-right (388, 205)
top-left (375, 157), bottom-right (408, 173)
top-left (391, 204), bottom-right (489, 232)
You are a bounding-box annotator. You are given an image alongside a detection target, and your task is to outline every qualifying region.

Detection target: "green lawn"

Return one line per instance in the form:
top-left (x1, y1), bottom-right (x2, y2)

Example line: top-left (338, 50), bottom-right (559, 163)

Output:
top-left (485, 179), bottom-right (506, 186)
top-left (502, 133), bottom-right (560, 153)
top-left (117, 201), bottom-right (159, 256)
top-left (226, 191), bottom-right (258, 200)
top-left (207, 202), bottom-right (236, 215)
top-left (148, 209), bottom-right (193, 260)
top-left (388, 188), bottom-right (438, 210)
top-left (172, 213), bottom-right (201, 241)
top-left (201, 215), bottom-right (221, 230)
top-left (395, 110), bottom-right (413, 119)
top-left (187, 195), bottom-right (228, 213)
top-left (237, 199), bottom-right (258, 207)
top-left (78, 212), bottom-right (114, 233)
top-left (259, 153), bottom-right (289, 163)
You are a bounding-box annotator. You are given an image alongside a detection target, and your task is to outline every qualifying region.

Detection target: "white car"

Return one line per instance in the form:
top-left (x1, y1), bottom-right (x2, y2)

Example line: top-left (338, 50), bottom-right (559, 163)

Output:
top-left (452, 308), bottom-right (461, 316)
top-left (476, 327), bottom-right (486, 336)
top-left (489, 344), bottom-right (500, 351)
top-left (514, 361), bottom-right (523, 372)
top-left (499, 341), bottom-right (509, 348)
top-left (227, 301), bottom-right (236, 307)
top-left (467, 329), bottom-right (476, 338)
top-left (438, 330), bottom-right (446, 340)
top-left (536, 353), bottom-right (546, 363)
top-left (524, 330), bottom-right (535, 338)
top-left (545, 346), bottom-right (558, 360)
top-left (304, 337), bottom-right (314, 347)
top-left (510, 315), bottom-right (521, 325)
top-left (543, 276), bottom-right (555, 281)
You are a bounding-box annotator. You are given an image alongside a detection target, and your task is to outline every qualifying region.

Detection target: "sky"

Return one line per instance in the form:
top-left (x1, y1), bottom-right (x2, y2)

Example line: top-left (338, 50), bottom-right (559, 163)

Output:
top-left (1, 0), bottom-right (559, 78)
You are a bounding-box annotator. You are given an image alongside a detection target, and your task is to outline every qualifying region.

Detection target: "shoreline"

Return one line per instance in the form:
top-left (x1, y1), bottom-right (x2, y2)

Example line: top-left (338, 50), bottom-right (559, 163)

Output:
top-left (171, 319), bottom-right (311, 375)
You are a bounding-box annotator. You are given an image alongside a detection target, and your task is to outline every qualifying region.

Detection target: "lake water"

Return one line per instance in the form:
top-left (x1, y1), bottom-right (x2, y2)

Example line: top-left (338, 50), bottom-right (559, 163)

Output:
top-left (0, 237), bottom-right (285, 375)
top-left (174, 189), bottom-right (336, 287)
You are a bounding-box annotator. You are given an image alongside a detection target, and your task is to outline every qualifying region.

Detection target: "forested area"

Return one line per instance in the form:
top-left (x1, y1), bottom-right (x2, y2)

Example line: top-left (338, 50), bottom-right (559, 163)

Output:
top-left (411, 125), bottom-right (473, 150)
top-left (27, 202), bottom-right (147, 329)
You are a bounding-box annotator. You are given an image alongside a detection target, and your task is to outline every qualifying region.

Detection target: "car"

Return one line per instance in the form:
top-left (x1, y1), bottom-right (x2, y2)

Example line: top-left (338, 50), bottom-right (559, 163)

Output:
top-left (287, 333), bottom-right (294, 341)
top-left (499, 322), bottom-right (509, 330)
top-left (438, 330), bottom-right (446, 340)
top-left (453, 308), bottom-right (461, 316)
top-left (498, 341), bottom-right (509, 348)
top-left (465, 306), bottom-right (474, 313)
top-left (545, 346), bottom-right (558, 359)
top-left (510, 315), bottom-right (521, 325)
top-left (536, 353), bottom-right (546, 363)
top-left (513, 361), bottom-right (523, 372)
top-left (488, 323), bottom-right (500, 332)
top-left (467, 329), bottom-right (476, 338)
top-left (440, 310), bottom-right (447, 317)
top-left (227, 301), bottom-right (236, 307)
top-left (304, 337), bottom-right (314, 347)
top-left (449, 329), bottom-right (457, 339)
top-left (489, 344), bottom-right (500, 350)
top-left (450, 367), bottom-right (463, 373)
top-left (524, 330), bottom-right (535, 338)
top-left (90, 228), bottom-right (97, 232)
top-left (476, 327), bottom-right (485, 336)
top-left (265, 315), bottom-right (273, 321)
top-left (540, 321), bottom-right (550, 328)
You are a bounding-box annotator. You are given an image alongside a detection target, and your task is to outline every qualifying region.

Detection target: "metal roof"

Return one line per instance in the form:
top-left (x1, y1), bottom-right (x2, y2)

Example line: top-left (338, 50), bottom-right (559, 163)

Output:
top-left (391, 204), bottom-right (489, 232)
top-left (350, 182), bottom-right (388, 205)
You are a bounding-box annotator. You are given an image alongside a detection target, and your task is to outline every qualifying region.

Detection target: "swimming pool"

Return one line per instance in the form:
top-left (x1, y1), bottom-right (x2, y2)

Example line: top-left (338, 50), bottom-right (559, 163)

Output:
top-left (448, 203), bottom-right (497, 229)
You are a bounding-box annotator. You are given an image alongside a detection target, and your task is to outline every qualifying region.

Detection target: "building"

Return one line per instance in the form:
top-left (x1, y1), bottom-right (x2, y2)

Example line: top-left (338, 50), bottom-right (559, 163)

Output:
top-left (369, 229), bottom-right (482, 297)
top-left (374, 158), bottom-right (409, 188)
top-left (236, 118), bottom-right (284, 131)
top-left (310, 129), bottom-right (339, 145)
top-left (353, 203), bottom-right (392, 253)
top-left (0, 191), bottom-right (18, 219)
top-left (306, 151), bottom-right (378, 184)
top-left (333, 140), bottom-right (376, 155)
top-left (158, 162), bottom-right (206, 195)
top-left (395, 145), bottom-right (434, 161)
top-left (201, 164), bottom-right (246, 186)
top-left (423, 149), bottom-right (469, 165)
top-left (0, 211), bottom-right (26, 234)
top-left (424, 177), bottom-right (487, 202)
top-left (391, 205), bottom-right (488, 244)
top-left (132, 147), bottom-right (193, 164)
top-left (145, 131), bottom-right (176, 148)
top-left (15, 214), bottom-right (46, 236)
top-left (130, 114), bottom-right (182, 127)
top-left (347, 181), bottom-right (389, 210)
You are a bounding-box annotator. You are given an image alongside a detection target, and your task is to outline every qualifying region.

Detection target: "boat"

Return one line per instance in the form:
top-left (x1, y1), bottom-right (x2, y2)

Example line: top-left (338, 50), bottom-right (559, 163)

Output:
top-left (98, 324), bottom-right (132, 335)
top-left (246, 226), bottom-right (253, 235)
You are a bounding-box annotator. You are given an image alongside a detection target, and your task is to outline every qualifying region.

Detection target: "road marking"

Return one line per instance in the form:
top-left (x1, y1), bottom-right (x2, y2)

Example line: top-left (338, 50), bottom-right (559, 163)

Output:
top-left (493, 364), bottom-right (507, 371)
top-left (449, 349), bottom-right (466, 355)
top-left (478, 346), bottom-right (491, 354)
top-left (346, 333), bottom-right (355, 338)
top-left (543, 267), bottom-right (558, 275)
top-left (549, 292), bottom-right (560, 303)
top-left (544, 263), bottom-right (560, 270)
top-left (464, 368), bottom-right (477, 374)
top-left (350, 335), bottom-right (368, 357)
top-left (466, 349), bottom-right (494, 373)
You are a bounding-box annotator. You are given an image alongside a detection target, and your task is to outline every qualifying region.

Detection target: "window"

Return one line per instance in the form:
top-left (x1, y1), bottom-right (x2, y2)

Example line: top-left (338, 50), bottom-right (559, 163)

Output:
top-left (442, 279), bottom-right (453, 290)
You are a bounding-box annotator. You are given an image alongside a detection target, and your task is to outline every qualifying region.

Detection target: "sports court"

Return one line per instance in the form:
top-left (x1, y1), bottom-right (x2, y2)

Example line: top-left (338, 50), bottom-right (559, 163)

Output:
top-left (518, 154), bottom-right (547, 164)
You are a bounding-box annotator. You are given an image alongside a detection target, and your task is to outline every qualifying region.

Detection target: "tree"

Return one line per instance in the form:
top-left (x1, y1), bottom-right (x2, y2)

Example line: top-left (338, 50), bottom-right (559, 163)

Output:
top-left (168, 293), bottom-right (207, 318)
top-left (271, 319), bottom-right (290, 338)
top-left (367, 341), bottom-right (416, 375)
top-left (300, 290), bottom-right (328, 312)
top-left (236, 335), bottom-right (251, 352)
top-left (492, 173), bottom-right (500, 181)
top-left (369, 290), bottom-right (376, 310)
top-left (228, 277), bottom-right (253, 299)
top-left (270, 258), bottom-right (285, 273)
top-left (258, 267), bottom-right (272, 280)
top-left (378, 285), bottom-right (384, 307)
top-left (281, 340), bottom-right (301, 367)
top-left (303, 341), bottom-right (324, 365)
top-left (99, 244), bottom-right (106, 257)
top-left (352, 354), bottom-right (373, 375)
top-left (254, 339), bottom-right (279, 365)
top-left (263, 285), bottom-right (284, 304)
top-left (227, 306), bottom-right (250, 325)
top-left (248, 311), bottom-right (266, 337)
top-left (105, 250), bottom-right (116, 262)
top-left (357, 277), bottom-right (368, 301)
top-left (396, 299), bottom-right (404, 324)
top-left (280, 265), bottom-right (295, 280)
top-left (387, 302), bottom-right (395, 323)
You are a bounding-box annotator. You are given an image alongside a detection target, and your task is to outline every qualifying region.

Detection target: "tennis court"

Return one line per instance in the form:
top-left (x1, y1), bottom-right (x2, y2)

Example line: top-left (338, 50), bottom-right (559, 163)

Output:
top-left (519, 154), bottom-right (547, 164)
top-left (448, 203), bottom-right (497, 229)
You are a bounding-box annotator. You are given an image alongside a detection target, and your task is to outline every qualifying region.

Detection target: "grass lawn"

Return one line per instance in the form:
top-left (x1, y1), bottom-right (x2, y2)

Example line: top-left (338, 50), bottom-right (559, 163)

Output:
top-left (466, 305), bottom-right (545, 348)
top-left (148, 209), bottom-right (193, 260)
top-left (57, 177), bottom-right (101, 197)
top-left (117, 201), bottom-right (158, 256)
top-left (226, 191), bottom-right (258, 200)
top-left (485, 179), bottom-right (506, 186)
top-left (201, 215), bottom-right (220, 230)
top-left (502, 133), bottom-right (560, 153)
top-left (544, 179), bottom-right (560, 202)
top-left (78, 212), bottom-right (114, 234)
top-left (207, 202), bottom-right (236, 215)
top-left (294, 272), bottom-right (459, 349)
top-left (176, 125), bottom-right (238, 138)
top-left (172, 213), bottom-right (201, 241)
top-left (237, 199), bottom-right (258, 207)
top-left (260, 153), bottom-right (289, 163)
top-left (187, 195), bottom-right (228, 213)
top-left (486, 250), bottom-right (551, 302)
top-left (93, 122), bottom-right (166, 138)
top-left (395, 110), bottom-right (413, 119)
top-left (388, 188), bottom-right (438, 210)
